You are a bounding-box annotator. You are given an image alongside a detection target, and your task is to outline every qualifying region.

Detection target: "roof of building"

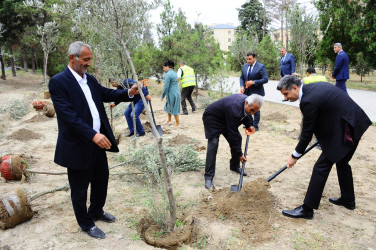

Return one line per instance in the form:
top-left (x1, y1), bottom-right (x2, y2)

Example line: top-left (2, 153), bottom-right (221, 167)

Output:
top-left (210, 24), bottom-right (236, 29)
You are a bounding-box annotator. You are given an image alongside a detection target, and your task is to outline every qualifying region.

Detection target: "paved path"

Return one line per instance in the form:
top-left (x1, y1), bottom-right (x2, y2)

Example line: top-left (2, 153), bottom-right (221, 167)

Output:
top-left (202, 77), bottom-right (376, 122)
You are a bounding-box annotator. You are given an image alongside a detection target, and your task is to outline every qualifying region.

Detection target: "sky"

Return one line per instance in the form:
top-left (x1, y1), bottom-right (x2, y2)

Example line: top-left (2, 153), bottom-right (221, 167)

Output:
top-left (150, 0), bottom-right (317, 29)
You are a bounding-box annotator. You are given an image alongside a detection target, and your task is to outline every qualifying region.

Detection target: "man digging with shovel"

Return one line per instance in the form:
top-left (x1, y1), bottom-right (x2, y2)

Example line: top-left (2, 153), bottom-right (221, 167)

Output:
top-left (202, 94), bottom-right (263, 189)
top-left (277, 75), bottom-right (371, 219)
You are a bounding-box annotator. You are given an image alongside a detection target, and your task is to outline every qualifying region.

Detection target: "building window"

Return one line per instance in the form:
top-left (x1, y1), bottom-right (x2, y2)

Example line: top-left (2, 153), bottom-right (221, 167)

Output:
top-left (228, 31), bottom-right (231, 35)
top-left (228, 38), bottom-right (231, 42)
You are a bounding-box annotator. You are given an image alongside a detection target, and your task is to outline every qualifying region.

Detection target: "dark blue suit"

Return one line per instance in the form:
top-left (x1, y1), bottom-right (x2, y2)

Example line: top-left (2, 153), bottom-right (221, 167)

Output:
top-left (332, 50), bottom-right (349, 93)
top-left (202, 94), bottom-right (252, 180)
top-left (239, 61), bottom-right (268, 129)
top-left (280, 53), bottom-right (295, 77)
top-left (49, 67), bottom-right (132, 230)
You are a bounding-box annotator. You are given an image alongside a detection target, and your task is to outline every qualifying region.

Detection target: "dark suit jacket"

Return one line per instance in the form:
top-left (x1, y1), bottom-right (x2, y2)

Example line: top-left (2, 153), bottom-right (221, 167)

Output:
top-left (239, 61), bottom-right (268, 96)
top-left (280, 53), bottom-right (295, 77)
top-left (203, 94), bottom-right (252, 157)
top-left (49, 67), bottom-right (132, 170)
top-left (332, 50), bottom-right (349, 80)
top-left (296, 82), bottom-right (371, 163)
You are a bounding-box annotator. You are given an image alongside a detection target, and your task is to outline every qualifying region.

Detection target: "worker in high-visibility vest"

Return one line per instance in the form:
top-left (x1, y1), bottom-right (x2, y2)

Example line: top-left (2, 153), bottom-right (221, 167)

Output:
top-left (177, 61), bottom-right (197, 115)
top-left (302, 67), bottom-right (327, 84)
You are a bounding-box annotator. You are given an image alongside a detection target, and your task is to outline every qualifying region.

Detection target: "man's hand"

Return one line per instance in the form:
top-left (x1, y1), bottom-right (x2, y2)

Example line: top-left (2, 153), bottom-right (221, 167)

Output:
top-left (146, 95), bottom-right (152, 101)
top-left (128, 84), bottom-right (139, 96)
top-left (109, 103), bottom-right (116, 109)
top-left (240, 155), bottom-right (247, 163)
top-left (246, 80), bottom-right (254, 88)
top-left (245, 127), bottom-right (255, 135)
top-left (331, 75), bottom-right (335, 79)
top-left (92, 133), bottom-right (112, 150)
top-left (240, 87), bottom-right (245, 94)
top-left (286, 155), bottom-right (297, 168)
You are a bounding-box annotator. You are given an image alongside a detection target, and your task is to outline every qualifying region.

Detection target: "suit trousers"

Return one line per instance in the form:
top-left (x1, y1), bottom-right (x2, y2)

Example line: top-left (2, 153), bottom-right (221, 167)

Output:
top-left (205, 134), bottom-right (242, 180)
top-left (67, 147), bottom-right (109, 231)
top-left (248, 111), bottom-right (260, 129)
top-left (181, 86), bottom-right (197, 114)
top-left (304, 141), bottom-right (358, 209)
top-left (335, 79), bottom-right (348, 94)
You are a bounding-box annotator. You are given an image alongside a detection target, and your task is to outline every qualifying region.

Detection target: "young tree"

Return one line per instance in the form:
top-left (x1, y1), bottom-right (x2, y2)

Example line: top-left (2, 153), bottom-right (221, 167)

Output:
top-left (228, 29), bottom-right (259, 71)
top-left (37, 21), bottom-right (59, 86)
top-left (256, 35), bottom-right (280, 79)
top-left (287, 6), bottom-right (319, 76)
top-left (354, 52), bottom-right (371, 83)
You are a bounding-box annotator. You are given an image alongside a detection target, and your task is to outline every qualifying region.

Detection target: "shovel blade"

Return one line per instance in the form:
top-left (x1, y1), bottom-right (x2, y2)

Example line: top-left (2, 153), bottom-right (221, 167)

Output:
top-left (230, 185), bottom-right (241, 192)
top-left (151, 125), bottom-right (163, 137)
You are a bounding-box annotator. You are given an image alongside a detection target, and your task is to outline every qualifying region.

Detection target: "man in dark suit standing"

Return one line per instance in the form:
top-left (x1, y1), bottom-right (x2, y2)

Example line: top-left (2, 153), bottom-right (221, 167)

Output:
top-left (239, 52), bottom-right (268, 131)
top-left (277, 75), bottom-right (371, 219)
top-left (280, 47), bottom-right (295, 77)
top-left (49, 41), bottom-right (139, 239)
top-left (330, 43), bottom-right (349, 94)
top-left (202, 94), bottom-right (263, 189)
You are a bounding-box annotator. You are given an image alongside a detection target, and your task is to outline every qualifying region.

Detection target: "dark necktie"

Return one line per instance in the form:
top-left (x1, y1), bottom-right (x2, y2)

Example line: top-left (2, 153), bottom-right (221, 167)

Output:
top-left (247, 65), bottom-right (253, 80)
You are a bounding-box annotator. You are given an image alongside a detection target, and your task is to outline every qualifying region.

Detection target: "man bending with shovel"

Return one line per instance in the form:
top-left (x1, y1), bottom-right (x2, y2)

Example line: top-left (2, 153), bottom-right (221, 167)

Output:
top-left (202, 94), bottom-right (263, 189)
top-left (277, 75), bottom-right (371, 219)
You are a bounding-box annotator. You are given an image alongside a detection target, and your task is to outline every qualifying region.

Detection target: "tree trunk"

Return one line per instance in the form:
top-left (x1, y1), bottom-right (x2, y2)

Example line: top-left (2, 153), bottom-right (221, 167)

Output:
top-left (121, 39), bottom-right (177, 232)
top-left (9, 45), bottom-right (16, 77)
top-left (23, 47), bottom-right (28, 72)
top-left (285, 6), bottom-right (289, 51)
top-left (280, 0), bottom-right (284, 46)
top-left (31, 48), bottom-right (36, 73)
top-left (0, 47), bottom-right (6, 80)
top-left (43, 51), bottom-right (48, 86)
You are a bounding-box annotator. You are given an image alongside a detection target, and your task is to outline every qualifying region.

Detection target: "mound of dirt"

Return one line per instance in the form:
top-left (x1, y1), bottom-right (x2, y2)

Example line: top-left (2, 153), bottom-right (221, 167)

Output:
top-left (198, 178), bottom-right (277, 245)
top-left (26, 114), bottom-right (52, 123)
top-left (6, 128), bottom-right (42, 141)
top-left (263, 112), bottom-right (288, 122)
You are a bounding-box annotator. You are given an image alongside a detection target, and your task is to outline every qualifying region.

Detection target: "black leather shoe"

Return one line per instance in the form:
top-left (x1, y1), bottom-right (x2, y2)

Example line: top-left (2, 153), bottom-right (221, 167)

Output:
top-left (231, 168), bottom-right (247, 176)
top-left (136, 132), bottom-right (145, 137)
top-left (125, 132), bottom-right (134, 137)
top-left (84, 226), bottom-right (106, 239)
top-left (282, 205), bottom-right (313, 219)
top-left (205, 179), bottom-right (213, 189)
top-left (93, 212), bottom-right (116, 223)
top-left (329, 197), bottom-right (356, 210)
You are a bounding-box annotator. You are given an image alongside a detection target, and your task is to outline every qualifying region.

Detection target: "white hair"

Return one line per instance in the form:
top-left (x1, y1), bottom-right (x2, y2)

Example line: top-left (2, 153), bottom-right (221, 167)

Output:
top-left (68, 41), bottom-right (92, 59)
top-left (245, 94), bottom-right (264, 107)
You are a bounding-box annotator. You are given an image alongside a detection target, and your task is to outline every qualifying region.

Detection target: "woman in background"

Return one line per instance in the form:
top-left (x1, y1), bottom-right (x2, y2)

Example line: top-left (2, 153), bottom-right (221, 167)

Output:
top-left (161, 60), bottom-right (180, 127)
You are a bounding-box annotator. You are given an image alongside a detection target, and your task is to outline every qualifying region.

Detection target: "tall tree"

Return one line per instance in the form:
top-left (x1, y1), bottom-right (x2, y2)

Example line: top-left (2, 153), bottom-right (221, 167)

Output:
top-left (287, 5), bottom-right (319, 76)
top-left (237, 0), bottom-right (268, 41)
top-left (228, 29), bottom-right (259, 71)
top-left (315, 0), bottom-right (363, 65)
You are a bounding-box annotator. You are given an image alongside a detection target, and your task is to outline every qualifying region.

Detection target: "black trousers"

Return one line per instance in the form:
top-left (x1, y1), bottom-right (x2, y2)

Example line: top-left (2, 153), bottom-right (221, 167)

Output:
top-left (181, 86), bottom-right (197, 114)
top-left (67, 148), bottom-right (109, 231)
top-left (205, 133), bottom-right (242, 180)
top-left (304, 141), bottom-right (358, 209)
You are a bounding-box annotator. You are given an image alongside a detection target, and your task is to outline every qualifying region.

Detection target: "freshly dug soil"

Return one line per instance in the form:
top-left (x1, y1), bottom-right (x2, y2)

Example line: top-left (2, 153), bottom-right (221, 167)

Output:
top-left (6, 128), bottom-right (42, 141)
top-left (198, 178), bottom-right (277, 245)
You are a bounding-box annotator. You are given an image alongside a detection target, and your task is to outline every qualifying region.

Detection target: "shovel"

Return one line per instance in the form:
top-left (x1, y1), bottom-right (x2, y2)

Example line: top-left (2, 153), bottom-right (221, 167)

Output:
top-left (230, 134), bottom-right (251, 192)
top-left (142, 79), bottom-right (163, 136)
top-left (266, 141), bottom-right (319, 182)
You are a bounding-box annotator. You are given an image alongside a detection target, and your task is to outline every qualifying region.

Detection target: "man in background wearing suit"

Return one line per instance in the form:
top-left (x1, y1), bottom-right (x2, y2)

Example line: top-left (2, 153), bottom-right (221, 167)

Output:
top-left (280, 47), bottom-right (295, 77)
top-left (49, 41), bottom-right (139, 239)
top-left (277, 75), bottom-right (371, 219)
top-left (239, 52), bottom-right (268, 131)
top-left (331, 43), bottom-right (349, 94)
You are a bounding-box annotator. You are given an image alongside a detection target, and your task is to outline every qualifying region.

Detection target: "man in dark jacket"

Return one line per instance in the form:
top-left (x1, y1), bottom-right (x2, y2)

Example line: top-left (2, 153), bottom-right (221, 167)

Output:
top-left (202, 94), bottom-right (264, 189)
top-left (277, 75), bottom-right (371, 219)
top-left (49, 41), bottom-right (138, 239)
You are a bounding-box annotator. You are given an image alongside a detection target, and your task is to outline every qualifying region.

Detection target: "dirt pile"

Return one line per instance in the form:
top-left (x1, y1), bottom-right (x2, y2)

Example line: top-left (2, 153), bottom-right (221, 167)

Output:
top-left (198, 178), bottom-right (277, 245)
top-left (6, 128), bottom-right (42, 141)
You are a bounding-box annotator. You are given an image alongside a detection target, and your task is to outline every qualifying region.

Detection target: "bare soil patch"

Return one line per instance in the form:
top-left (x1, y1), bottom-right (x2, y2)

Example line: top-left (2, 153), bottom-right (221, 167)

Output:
top-left (1, 73), bottom-right (375, 249)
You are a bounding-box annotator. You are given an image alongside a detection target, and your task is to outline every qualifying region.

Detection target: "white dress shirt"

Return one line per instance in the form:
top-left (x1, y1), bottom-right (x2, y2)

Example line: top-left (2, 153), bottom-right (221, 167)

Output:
top-left (68, 65), bottom-right (101, 133)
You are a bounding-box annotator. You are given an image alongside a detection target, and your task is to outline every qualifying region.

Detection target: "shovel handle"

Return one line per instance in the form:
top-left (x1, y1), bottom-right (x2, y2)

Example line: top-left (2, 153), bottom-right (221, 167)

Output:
top-left (267, 141), bottom-right (319, 182)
